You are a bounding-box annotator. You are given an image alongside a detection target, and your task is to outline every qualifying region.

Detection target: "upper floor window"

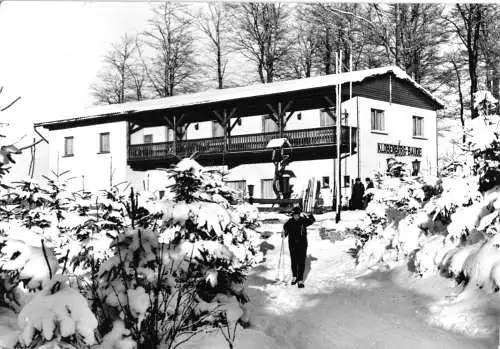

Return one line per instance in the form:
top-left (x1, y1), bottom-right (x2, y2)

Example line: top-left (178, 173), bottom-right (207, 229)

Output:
top-left (413, 116), bottom-right (424, 137)
top-left (371, 109), bottom-right (385, 132)
top-left (320, 108), bottom-right (335, 127)
top-left (144, 134), bottom-right (153, 144)
top-left (212, 121), bottom-right (224, 137)
top-left (64, 136), bottom-right (74, 156)
top-left (262, 115), bottom-right (279, 133)
top-left (99, 132), bottom-right (110, 153)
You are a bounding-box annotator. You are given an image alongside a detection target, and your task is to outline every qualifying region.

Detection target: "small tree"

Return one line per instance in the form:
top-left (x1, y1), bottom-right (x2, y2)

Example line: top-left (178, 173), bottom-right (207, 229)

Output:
top-left (94, 159), bottom-right (260, 349)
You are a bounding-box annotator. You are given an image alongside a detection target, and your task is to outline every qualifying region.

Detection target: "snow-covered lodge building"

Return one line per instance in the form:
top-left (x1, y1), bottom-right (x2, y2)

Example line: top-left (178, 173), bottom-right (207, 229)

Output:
top-left (35, 66), bottom-right (443, 204)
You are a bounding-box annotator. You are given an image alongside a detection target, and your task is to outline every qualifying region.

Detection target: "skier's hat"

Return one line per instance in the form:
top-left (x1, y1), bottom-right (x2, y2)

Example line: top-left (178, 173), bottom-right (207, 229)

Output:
top-left (290, 206), bottom-right (302, 215)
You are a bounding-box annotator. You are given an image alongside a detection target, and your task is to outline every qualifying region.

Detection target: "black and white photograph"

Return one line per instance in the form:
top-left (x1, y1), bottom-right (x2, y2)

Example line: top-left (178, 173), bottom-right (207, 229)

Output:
top-left (0, 1), bottom-right (499, 348)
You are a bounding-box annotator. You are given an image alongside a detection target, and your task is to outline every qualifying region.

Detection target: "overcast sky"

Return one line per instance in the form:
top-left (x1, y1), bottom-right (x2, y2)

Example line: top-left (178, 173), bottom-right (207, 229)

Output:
top-left (0, 1), bottom-right (154, 143)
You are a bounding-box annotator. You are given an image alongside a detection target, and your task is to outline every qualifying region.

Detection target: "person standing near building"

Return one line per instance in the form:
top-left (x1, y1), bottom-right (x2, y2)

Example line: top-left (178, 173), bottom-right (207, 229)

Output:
top-left (364, 177), bottom-right (375, 208)
top-left (365, 177), bottom-right (374, 190)
top-left (282, 206), bottom-right (315, 288)
top-left (350, 178), bottom-right (365, 210)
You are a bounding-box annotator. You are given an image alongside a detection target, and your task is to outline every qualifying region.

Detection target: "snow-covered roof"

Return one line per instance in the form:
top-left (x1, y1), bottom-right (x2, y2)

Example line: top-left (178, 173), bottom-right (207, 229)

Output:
top-left (36, 66), bottom-right (443, 128)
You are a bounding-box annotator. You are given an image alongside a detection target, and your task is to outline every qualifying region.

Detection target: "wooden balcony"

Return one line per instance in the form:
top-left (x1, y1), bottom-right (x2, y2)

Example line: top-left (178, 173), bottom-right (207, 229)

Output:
top-left (128, 126), bottom-right (358, 170)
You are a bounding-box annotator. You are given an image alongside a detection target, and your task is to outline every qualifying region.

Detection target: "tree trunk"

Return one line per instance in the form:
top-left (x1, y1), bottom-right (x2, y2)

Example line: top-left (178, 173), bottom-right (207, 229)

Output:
top-left (452, 59), bottom-right (466, 144)
top-left (217, 43), bottom-right (223, 89)
top-left (324, 27), bottom-right (332, 75)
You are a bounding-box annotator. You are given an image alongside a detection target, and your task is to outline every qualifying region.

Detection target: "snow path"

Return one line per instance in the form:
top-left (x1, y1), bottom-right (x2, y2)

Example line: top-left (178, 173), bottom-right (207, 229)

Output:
top-left (186, 211), bottom-right (497, 349)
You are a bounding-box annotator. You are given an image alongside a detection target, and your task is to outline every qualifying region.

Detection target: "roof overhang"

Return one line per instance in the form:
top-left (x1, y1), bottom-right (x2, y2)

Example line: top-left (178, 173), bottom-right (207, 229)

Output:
top-left (36, 66), bottom-right (444, 130)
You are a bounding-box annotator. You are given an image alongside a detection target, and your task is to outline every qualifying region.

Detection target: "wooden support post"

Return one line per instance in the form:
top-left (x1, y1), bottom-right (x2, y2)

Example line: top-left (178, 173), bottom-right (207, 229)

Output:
top-left (126, 121), bottom-right (131, 158)
top-left (278, 102), bottom-right (283, 138)
top-left (173, 115), bottom-right (177, 156)
top-left (266, 101), bottom-right (294, 137)
top-left (212, 108), bottom-right (238, 167)
top-left (164, 114), bottom-right (187, 157)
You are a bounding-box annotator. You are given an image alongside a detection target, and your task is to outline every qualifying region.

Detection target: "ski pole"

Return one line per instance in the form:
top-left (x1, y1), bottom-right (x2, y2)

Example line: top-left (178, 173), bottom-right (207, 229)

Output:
top-left (276, 233), bottom-right (284, 280)
top-left (280, 236), bottom-right (286, 280)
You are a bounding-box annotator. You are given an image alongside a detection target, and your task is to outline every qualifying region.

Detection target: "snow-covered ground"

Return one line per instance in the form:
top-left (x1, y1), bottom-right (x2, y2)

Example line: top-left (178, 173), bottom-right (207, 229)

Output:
top-left (185, 210), bottom-right (498, 349)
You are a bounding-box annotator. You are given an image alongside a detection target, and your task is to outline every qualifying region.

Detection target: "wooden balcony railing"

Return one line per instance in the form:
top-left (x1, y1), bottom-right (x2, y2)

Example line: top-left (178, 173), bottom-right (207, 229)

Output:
top-left (128, 125), bottom-right (357, 163)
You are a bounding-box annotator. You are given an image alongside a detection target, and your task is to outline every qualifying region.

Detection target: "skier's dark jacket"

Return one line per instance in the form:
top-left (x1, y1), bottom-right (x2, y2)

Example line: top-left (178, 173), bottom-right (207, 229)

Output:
top-left (283, 214), bottom-right (315, 242)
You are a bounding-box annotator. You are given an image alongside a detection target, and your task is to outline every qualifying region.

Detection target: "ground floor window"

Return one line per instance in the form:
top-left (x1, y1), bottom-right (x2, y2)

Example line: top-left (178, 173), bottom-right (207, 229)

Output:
top-left (322, 176), bottom-right (330, 188)
top-left (224, 180), bottom-right (247, 198)
top-left (344, 175), bottom-right (351, 187)
top-left (261, 178), bottom-right (275, 199)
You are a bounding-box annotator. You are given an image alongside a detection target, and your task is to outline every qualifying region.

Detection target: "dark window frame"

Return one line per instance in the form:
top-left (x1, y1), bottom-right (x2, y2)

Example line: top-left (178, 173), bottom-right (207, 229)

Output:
top-left (371, 108), bottom-right (385, 132)
top-left (64, 136), bottom-right (74, 157)
top-left (144, 134), bottom-right (153, 144)
top-left (412, 115), bottom-right (424, 137)
top-left (99, 132), bottom-right (110, 154)
top-left (322, 176), bottom-right (330, 188)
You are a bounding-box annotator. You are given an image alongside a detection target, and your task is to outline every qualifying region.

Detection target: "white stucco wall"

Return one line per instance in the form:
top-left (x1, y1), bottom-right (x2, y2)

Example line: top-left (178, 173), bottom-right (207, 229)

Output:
top-left (47, 121), bottom-right (128, 193)
top-left (44, 96), bottom-right (438, 196)
top-left (355, 96), bottom-right (438, 179)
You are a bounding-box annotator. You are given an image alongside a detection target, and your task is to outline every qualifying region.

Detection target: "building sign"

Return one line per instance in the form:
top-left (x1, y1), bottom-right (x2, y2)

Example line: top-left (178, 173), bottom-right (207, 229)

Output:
top-left (377, 143), bottom-right (422, 157)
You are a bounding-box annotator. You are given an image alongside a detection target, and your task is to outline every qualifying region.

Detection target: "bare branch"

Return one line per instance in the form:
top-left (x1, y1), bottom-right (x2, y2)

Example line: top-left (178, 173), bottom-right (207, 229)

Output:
top-left (19, 138), bottom-right (44, 151)
top-left (1, 96), bottom-right (21, 112)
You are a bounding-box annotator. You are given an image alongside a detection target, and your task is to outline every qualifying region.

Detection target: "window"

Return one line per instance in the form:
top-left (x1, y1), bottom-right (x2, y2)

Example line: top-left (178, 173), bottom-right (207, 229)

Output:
top-left (212, 121), bottom-right (224, 137)
top-left (413, 116), bottom-right (424, 137)
top-left (64, 136), bottom-right (74, 156)
top-left (224, 180), bottom-right (247, 199)
top-left (99, 132), bottom-right (110, 153)
top-left (371, 109), bottom-right (385, 132)
top-left (262, 116), bottom-right (279, 133)
top-left (344, 175), bottom-right (351, 188)
top-left (144, 134), bottom-right (153, 144)
top-left (320, 108), bottom-right (335, 127)
top-left (322, 176), bottom-right (330, 188)
top-left (261, 179), bottom-right (275, 199)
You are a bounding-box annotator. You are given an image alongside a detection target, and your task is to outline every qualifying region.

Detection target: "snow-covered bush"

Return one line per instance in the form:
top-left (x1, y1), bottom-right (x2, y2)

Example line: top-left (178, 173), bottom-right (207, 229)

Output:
top-left (348, 90), bottom-right (500, 299)
top-left (468, 90), bottom-right (500, 193)
top-left (0, 157), bottom-right (260, 349)
top-left (17, 276), bottom-right (98, 349)
top-left (91, 159), bottom-right (260, 349)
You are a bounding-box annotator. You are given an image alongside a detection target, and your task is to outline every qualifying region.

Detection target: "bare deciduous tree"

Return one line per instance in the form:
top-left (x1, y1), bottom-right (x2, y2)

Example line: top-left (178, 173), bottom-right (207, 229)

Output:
top-left (139, 3), bottom-right (197, 97)
top-left (447, 4), bottom-right (486, 119)
top-left (229, 3), bottom-right (292, 83)
top-left (197, 3), bottom-right (231, 89)
top-left (283, 7), bottom-right (320, 79)
top-left (91, 34), bottom-right (145, 104)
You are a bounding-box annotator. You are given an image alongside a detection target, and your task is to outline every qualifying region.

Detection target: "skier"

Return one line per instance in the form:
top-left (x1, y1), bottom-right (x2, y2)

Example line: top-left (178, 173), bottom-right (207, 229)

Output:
top-left (282, 206), bottom-right (315, 288)
top-left (350, 177), bottom-right (365, 210)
